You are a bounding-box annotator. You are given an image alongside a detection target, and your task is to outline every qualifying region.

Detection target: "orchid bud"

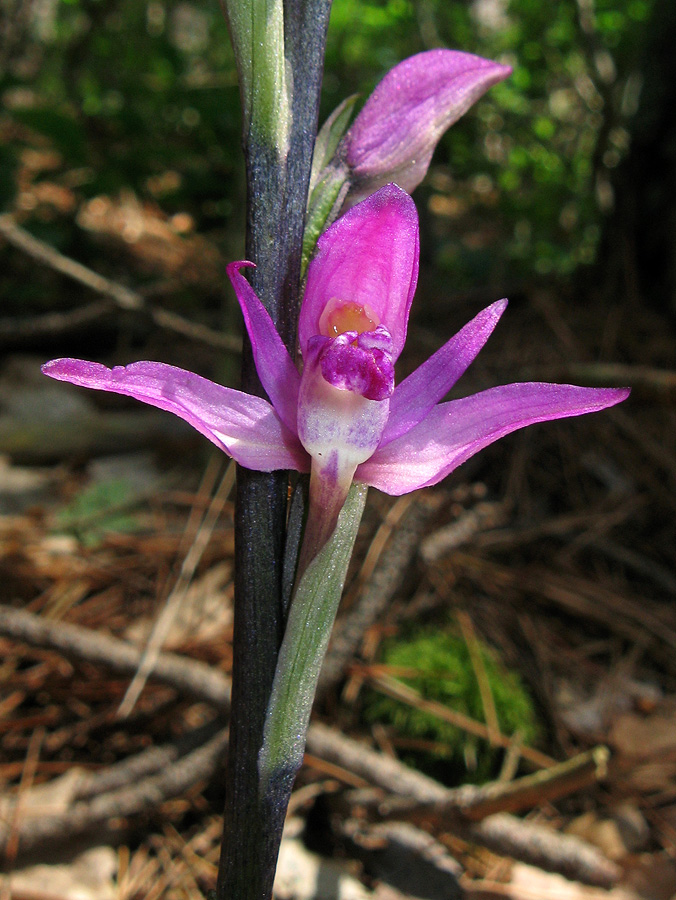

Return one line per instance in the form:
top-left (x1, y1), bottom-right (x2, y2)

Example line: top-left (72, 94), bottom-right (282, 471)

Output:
top-left (340, 49), bottom-right (511, 204)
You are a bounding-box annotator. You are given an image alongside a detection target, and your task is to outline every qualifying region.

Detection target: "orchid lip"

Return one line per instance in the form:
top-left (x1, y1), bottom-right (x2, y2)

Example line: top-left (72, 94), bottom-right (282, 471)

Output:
top-left (314, 326), bottom-right (395, 402)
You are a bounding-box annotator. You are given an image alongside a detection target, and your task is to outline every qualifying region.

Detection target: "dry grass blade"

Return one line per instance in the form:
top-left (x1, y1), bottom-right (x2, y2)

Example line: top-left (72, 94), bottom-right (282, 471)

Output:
top-left (0, 726), bottom-right (45, 894)
top-left (456, 608), bottom-right (501, 748)
top-left (118, 459), bottom-right (235, 717)
top-left (362, 670), bottom-right (554, 769)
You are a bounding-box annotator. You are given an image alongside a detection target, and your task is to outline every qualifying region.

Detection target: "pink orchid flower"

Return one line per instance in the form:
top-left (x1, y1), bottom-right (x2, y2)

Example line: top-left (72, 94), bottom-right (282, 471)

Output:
top-left (43, 184), bottom-right (628, 567)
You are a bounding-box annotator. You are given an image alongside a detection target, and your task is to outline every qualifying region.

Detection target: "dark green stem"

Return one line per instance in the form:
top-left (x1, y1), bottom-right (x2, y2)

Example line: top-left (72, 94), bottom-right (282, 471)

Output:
top-left (217, 4), bottom-right (332, 898)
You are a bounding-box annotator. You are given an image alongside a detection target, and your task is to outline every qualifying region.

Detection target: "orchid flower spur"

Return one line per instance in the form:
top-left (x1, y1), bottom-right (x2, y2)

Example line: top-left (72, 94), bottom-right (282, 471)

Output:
top-left (42, 183), bottom-right (629, 570)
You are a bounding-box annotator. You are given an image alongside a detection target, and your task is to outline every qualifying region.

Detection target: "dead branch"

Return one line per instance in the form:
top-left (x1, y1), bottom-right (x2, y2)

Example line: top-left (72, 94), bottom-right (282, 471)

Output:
top-left (0, 408), bottom-right (196, 463)
top-left (0, 213), bottom-right (141, 311)
top-left (359, 746), bottom-right (610, 823)
top-left (73, 721), bottom-right (224, 801)
top-left (0, 605), bottom-right (231, 710)
top-left (306, 724), bottom-right (619, 888)
top-left (464, 813), bottom-right (619, 888)
top-left (341, 820), bottom-right (464, 900)
top-left (0, 300), bottom-right (116, 343)
top-left (0, 726), bottom-right (227, 861)
top-left (0, 213), bottom-right (240, 353)
top-left (420, 501), bottom-right (509, 563)
top-left (305, 721), bottom-right (448, 799)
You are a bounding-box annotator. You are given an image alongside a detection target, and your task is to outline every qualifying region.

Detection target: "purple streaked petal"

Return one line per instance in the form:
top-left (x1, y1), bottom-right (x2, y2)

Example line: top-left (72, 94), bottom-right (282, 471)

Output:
top-left (42, 358), bottom-right (310, 473)
top-left (357, 382), bottom-right (630, 495)
top-left (226, 261), bottom-right (301, 434)
top-left (343, 50), bottom-right (512, 198)
top-left (380, 298), bottom-right (508, 446)
top-left (299, 184), bottom-right (419, 361)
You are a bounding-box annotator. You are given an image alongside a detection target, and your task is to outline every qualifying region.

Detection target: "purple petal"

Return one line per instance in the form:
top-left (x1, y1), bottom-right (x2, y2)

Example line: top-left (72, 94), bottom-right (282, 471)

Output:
top-left (343, 50), bottom-right (512, 198)
top-left (381, 298), bottom-right (508, 446)
top-left (227, 261), bottom-right (301, 434)
top-left (300, 184), bottom-right (419, 361)
top-left (357, 382), bottom-right (630, 495)
top-left (42, 358), bottom-right (310, 473)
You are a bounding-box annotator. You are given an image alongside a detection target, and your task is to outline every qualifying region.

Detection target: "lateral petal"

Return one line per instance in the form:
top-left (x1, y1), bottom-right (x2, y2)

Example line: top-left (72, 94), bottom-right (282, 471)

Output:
top-left (42, 359), bottom-right (310, 473)
top-left (358, 382), bottom-right (630, 495)
top-left (227, 261), bottom-right (301, 434)
top-left (381, 298), bottom-right (508, 446)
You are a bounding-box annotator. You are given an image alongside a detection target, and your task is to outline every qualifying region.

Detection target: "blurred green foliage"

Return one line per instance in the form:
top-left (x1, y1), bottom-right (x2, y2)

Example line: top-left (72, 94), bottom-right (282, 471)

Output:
top-left (364, 627), bottom-right (540, 784)
top-left (55, 476), bottom-right (148, 546)
top-left (0, 0), bottom-right (657, 300)
top-left (1, 0), bottom-right (241, 222)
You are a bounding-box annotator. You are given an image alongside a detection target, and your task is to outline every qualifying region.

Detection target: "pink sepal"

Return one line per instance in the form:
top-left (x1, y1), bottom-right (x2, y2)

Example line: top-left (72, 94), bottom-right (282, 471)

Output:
top-left (381, 298), bottom-right (508, 446)
top-left (358, 382), bottom-right (630, 495)
top-left (226, 261), bottom-right (301, 434)
top-left (42, 358), bottom-right (310, 473)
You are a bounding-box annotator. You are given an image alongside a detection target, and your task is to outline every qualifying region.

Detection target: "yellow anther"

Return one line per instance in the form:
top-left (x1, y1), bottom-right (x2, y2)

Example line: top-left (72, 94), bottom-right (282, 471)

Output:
top-left (319, 298), bottom-right (379, 337)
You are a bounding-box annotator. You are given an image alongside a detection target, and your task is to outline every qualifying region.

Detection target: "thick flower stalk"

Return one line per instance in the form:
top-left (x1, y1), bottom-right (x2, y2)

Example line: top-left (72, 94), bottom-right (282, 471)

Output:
top-left (43, 183), bottom-right (629, 571)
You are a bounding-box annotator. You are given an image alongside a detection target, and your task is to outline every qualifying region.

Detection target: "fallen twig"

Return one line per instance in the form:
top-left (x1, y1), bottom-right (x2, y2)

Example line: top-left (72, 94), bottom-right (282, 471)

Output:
top-left (0, 213), bottom-right (240, 353)
top-left (364, 746), bottom-right (610, 822)
top-left (0, 606), bottom-right (620, 885)
top-left (341, 819), bottom-right (464, 900)
top-left (0, 726), bottom-right (227, 860)
top-left (464, 813), bottom-right (619, 888)
top-left (306, 723), bottom-right (619, 888)
top-left (0, 300), bottom-right (116, 344)
top-left (420, 500), bottom-right (509, 563)
top-left (0, 605), bottom-right (231, 710)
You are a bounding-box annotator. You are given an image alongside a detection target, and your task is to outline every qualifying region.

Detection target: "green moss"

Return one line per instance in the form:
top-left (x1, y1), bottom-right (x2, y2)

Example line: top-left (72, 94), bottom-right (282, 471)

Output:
top-left (364, 628), bottom-right (541, 784)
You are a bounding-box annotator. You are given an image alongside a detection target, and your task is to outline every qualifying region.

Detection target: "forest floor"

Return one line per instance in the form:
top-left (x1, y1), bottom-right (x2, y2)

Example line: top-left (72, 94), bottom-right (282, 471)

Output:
top-left (1, 180), bottom-right (676, 900)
